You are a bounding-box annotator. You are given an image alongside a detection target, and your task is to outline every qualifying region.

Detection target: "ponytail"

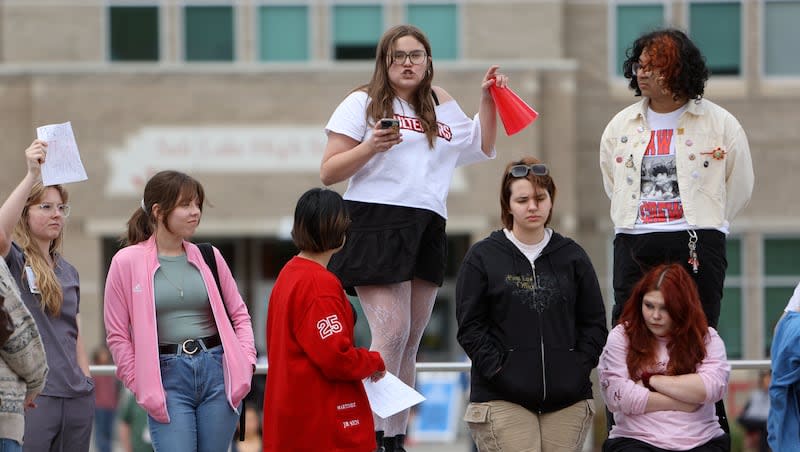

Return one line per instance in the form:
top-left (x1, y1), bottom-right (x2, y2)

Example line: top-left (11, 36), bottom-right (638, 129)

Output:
top-left (122, 204), bottom-right (155, 246)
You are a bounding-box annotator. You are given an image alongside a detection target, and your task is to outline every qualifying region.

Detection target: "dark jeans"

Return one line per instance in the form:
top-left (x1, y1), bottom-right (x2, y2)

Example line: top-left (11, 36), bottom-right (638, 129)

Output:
top-left (612, 230), bottom-right (727, 328)
top-left (603, 434), bottom-right (730, 452)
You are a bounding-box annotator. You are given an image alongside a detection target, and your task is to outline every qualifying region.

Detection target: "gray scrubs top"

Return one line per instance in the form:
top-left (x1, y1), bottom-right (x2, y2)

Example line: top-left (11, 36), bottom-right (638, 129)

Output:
top-left (7, 243), bottom-right (94, 397)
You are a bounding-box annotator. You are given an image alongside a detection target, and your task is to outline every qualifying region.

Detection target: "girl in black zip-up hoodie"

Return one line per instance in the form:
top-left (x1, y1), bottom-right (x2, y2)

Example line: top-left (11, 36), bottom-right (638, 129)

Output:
top-left (457, 157), bottom-right (607, 451)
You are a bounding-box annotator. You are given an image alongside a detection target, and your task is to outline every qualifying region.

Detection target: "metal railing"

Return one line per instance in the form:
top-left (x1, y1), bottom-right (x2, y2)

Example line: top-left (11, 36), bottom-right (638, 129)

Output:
top-left (87, 359), bottom-right (772, 377)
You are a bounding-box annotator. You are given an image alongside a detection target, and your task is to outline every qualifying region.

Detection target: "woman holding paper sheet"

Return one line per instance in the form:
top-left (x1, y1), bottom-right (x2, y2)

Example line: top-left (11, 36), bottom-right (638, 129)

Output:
top-left (456, 157), bottom-right (607, 451)
top-left (0, 139), bottom-right (95, 452)
top-left (262, 188), bottom-right (385, 452)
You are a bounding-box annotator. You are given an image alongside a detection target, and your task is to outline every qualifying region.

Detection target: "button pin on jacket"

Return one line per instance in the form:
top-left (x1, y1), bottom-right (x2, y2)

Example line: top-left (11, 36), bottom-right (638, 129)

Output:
top-left (616, 156), bottom-right (623, 164)
top-left (689, 154), bottom-right (696, 161)
top-left (625, 154), bottom-right (635, 169)
top-left (620, 136), bottom-right (628, 143)
top-left (686, 139), bottom-right (694, 147)
top-left (701, 146), bottom-right (727, 160)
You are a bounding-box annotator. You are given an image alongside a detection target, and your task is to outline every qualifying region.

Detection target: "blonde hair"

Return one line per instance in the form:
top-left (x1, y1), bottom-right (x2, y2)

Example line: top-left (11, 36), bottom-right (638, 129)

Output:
top-left (13, 182), bottom-right (68, 316)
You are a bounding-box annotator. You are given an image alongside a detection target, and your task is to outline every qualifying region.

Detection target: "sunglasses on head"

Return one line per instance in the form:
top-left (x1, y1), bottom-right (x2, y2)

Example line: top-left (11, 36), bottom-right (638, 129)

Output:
top-left (509, 164), bottom-right (549, 178)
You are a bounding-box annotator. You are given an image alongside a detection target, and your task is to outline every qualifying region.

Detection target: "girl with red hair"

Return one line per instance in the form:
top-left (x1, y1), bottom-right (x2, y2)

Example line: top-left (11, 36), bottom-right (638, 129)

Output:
top-left (599, 263), bottom-right (730, 451)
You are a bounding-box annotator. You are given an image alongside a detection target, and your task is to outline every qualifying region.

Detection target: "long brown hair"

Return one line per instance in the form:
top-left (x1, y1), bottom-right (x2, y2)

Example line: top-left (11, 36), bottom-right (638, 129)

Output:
top-left (619, 263), bottom-right (708, 379)
top-left (123, 170), bottom-right (205, 246)
top-left (359, 24), bottom-right (437, 148)
top-left (14, 183), bottom-right (68, 316)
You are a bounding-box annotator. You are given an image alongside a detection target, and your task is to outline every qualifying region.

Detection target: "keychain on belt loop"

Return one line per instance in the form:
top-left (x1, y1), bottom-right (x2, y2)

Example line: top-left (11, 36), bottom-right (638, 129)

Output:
top-left (687, 230), bottom-right (700, 274)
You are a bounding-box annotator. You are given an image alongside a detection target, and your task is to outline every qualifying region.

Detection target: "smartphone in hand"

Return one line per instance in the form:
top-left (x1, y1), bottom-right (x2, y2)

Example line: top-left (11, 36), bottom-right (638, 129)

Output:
top-left (379, 118), bottom-right (400, 133)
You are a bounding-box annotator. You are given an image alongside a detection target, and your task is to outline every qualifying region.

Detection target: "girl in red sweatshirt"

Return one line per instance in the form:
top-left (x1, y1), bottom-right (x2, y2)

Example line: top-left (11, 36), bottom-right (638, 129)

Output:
top-left (263, 188), bottom-right (385, 451)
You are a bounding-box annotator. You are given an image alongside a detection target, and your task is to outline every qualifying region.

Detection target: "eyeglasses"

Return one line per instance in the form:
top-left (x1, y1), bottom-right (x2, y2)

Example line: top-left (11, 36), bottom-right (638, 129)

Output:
top-left (509, 164), bottom-right (549, 178)
top-left (33, 202), bottom-right (71, 218)
top-left (391, 50), bottom-right (427, 65)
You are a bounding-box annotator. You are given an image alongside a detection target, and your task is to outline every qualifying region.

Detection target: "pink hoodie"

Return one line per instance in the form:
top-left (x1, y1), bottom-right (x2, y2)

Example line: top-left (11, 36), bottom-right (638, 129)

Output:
top-left (103, 236), bottom-right (257, 423)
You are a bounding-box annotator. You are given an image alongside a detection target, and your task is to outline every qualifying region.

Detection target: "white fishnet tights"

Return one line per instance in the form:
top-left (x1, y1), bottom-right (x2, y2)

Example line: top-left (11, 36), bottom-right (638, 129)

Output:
top-left (356, 279), bottom-right (438, 436)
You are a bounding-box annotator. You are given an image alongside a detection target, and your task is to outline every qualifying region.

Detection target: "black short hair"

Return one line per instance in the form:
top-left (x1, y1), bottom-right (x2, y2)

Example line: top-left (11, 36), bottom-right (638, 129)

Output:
top-left (291, 188), bottom-right (350, 253)
top-left (652, 164), bottom-right (670, 176)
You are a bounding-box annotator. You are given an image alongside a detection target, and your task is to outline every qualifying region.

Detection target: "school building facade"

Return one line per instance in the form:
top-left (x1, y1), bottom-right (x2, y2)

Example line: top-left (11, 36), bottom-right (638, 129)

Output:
top-left (0, 0), bottom-right (798, 365)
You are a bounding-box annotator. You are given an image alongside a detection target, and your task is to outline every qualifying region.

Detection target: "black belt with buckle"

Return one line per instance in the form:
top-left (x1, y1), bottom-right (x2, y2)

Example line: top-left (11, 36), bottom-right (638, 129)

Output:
top-left (159, 334), bottom-right (221, 356)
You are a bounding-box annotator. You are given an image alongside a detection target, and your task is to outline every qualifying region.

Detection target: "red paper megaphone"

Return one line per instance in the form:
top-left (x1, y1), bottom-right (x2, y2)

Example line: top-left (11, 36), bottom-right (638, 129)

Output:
top-left (489, 84), bottom-right (539, 136)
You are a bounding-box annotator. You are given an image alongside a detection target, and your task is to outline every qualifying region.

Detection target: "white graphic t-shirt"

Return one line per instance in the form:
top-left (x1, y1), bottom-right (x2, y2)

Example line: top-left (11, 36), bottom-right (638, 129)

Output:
top-left (635, 104), bottom-right (689, 231)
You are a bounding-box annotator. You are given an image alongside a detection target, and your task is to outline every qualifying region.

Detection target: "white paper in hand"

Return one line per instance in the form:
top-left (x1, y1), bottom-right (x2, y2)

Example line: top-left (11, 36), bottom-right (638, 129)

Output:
top-left (36, 121), bottom-right (88, 186)
top-left (363, 372), bottom-right (426, 419)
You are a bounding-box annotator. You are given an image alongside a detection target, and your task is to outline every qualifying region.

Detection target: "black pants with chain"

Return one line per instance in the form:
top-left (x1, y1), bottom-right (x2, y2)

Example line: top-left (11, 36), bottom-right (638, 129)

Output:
top-left (611, 229), bottom-right (727, 328)
top-left (609, 229), bottom-right (730, 435)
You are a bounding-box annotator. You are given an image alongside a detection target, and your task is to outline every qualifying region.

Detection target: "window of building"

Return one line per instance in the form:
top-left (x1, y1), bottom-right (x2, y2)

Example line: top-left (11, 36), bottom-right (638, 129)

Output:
top-left (184, 5), bottom-right (235, 61)
top-left (763, 237), bottom-right (800, 349)
top-left (407, 3), bottom-right (458, 60)
top-left (109, 6), bottom-right (160, 61)
top-left (719, 237), bottom-right (742, 358)
top-left (764, 0), bottom-right (800, 76)
top-left (689, 1), bottom-right (741, 76)
top-left (332, 5), bottom-right (383, 60)
top-left (258, 5), bottom-right (309, 61)
top-left (614, 3), bottom-right (666, 76)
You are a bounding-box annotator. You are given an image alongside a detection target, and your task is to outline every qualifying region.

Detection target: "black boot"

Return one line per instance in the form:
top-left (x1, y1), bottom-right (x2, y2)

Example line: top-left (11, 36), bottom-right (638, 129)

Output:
top-left (384, 434), bottom-right (407, 452)
top-left (375, 431), bottom-right (386, 452)
top-left (395, 434), bottom-right (407, 452)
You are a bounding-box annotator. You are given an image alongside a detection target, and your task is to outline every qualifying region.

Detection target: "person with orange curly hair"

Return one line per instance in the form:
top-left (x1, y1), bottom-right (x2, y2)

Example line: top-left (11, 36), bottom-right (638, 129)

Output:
top-left (600, 29), bottom-right (754, 331)
top-left (598, 263), bottom-right (731, 451)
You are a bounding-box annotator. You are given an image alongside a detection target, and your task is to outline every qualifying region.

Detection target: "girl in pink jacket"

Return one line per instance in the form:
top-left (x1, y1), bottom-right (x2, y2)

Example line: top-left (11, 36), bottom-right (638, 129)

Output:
top-left (104, 170), bottom-right (257, 452)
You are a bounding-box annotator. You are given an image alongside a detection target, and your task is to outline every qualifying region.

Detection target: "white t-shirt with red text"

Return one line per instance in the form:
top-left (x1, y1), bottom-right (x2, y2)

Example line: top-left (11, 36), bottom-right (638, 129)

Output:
top-left (325, 90), bottom-right (494, 219)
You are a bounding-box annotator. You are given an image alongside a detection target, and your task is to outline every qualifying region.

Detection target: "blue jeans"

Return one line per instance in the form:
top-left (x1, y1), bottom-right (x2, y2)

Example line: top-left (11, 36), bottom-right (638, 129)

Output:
top-left (94, 407), bottom-right (115, 452)
top-left (0, 439), bottom-right (21, 452)
top-left (148, 345), bottom-right (240, 452)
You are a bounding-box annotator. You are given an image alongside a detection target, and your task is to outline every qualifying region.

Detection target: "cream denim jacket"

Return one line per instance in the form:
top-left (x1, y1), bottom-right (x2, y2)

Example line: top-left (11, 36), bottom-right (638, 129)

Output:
top-left (600, 98), bottom-right (754, 230)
